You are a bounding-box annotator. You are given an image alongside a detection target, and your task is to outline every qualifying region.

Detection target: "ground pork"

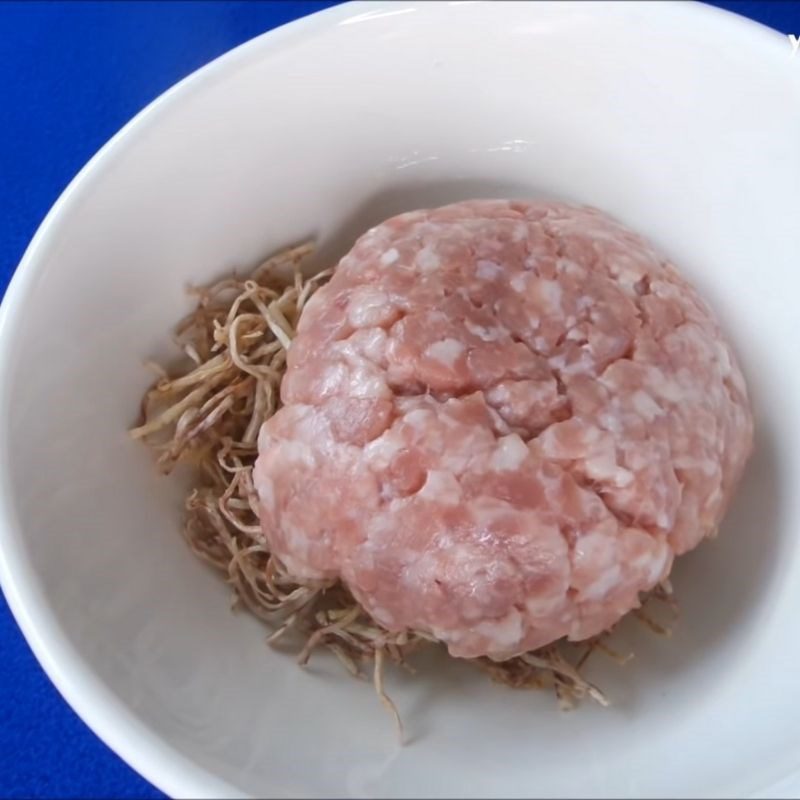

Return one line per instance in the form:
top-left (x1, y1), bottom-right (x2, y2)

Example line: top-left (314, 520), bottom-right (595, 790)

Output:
top-left (253, 199), bottom-right (754, 660)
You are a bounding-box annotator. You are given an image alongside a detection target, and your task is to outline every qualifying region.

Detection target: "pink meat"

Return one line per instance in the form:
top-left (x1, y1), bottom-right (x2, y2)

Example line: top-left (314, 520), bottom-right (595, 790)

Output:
top-left (253, 200), bottom-right (754, 660)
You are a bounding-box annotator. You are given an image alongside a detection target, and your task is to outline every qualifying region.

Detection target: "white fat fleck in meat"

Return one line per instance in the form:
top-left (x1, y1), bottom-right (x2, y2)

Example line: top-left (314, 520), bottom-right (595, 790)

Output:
top-left (254, 199), bottom-right (754, 660)
top-left (476, 259), bottom-right (502, 280)
top-left (655, 511), bottom-right (671, 529)
top-left (630, 390), bottom-right (663, 422)
top-left (639, 539), bottom-right (671, 584)
top-left (582, 564), bottom-right (622, 601)
top-left (380, 248), bottom-right (399, 266)
top-left (583, 453), bottom-right (634, 488)
top-left (404, 407), bottom-right (433, 432)
top-left (510, 274), bottom-right (526, 293)
top-left (347, 288), bottom-right (394, 328)
top-left (368, 605), bottom-right (397, 627)
top-left (345, 328), bottom-right (388, 363)
top-left (565, 327), bottom-right (587, 343)
top-left (464, 320), bottom-right (505, 342)
top-left (425, 338), bottom-right (465, 367)
top-left (538, 280), bottom-right (563, 312)
top-left (489, 434), bottom-right (530, 471)
top-left (255, 475), bottom-right (276, 509)
top-left (525, 592), bottom-right (565, 617)
top-left (653, 377), bottom-right (686, 404)
top-left (279, 441), bottom-right (317, 470)
top-left (597, 410), bottom-right (624, 437)
top-left (346, 364), bottom-right (391, 398)
top-left (532, 335), bottom-right (551, 353)
top-left (416, 246), bottom-right (441, 273)
top-left (363, 433), bottom-right (405, 467)
top-left (417, 470), bottom-right (462, 504)
top-left (473, 608), bottom-right (524, 651)
top-left (511, 224), bottom-right (527, 243)
top-left (317, 362), bottom-right (349, 397)
top-left (257, 426), bottom-right (275, 455)
top-left (557, 258), bottom-right (583, 277)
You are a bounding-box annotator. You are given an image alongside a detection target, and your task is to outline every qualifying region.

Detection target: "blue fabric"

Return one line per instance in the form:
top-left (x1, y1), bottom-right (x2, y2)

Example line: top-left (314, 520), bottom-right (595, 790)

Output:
top-left (0, 1), bottom-right (797, 797)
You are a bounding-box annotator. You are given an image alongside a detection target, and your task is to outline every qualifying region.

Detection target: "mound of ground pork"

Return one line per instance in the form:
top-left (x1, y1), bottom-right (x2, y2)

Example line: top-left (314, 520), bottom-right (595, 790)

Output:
top-left (254, 200), bottom-right (753, 660)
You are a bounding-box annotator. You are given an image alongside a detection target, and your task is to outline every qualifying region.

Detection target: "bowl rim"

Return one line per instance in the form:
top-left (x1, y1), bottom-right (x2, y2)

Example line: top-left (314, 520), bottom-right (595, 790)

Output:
top-left (0, 1), bottom-right (791, 797)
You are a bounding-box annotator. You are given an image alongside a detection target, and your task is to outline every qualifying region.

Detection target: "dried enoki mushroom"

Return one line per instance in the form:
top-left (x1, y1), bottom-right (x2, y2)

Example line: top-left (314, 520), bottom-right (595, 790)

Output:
top-left (130, 243), bottom-right (677, 734)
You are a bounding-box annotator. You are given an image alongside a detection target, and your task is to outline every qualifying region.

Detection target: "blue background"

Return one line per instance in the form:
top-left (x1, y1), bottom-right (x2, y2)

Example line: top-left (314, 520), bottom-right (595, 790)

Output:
top-left (0, 1), bottom-right (797, 797)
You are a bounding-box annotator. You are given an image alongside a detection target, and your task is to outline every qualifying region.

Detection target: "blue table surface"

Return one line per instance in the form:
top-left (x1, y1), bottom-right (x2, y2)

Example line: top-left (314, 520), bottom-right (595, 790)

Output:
top-left (1, 1), bottom-right (797, 797)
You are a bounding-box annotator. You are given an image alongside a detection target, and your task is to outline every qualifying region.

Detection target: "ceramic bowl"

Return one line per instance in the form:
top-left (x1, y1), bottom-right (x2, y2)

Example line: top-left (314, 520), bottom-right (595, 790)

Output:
top-left (1, 2), bottom-right (799, 796)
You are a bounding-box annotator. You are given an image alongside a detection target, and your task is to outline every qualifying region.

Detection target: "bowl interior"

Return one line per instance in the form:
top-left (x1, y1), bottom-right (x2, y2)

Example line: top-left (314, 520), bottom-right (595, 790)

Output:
top-left (2, 2), bottom-right (800, 797)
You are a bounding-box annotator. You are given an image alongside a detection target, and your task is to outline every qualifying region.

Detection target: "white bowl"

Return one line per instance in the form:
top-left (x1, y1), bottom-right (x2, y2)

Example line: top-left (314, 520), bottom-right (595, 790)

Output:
top-left (1, 1), bottom-right (799, 797)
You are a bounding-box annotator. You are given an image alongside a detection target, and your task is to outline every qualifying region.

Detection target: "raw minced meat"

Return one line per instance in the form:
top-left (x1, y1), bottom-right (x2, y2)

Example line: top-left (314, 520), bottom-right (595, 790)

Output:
top-left (253, 200), bottom-right (754, 660)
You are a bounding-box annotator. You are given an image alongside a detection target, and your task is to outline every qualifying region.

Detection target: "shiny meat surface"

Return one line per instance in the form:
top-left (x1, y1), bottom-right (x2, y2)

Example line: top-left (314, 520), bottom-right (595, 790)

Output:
top-left (253, 200), bottom-right (754, 660)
